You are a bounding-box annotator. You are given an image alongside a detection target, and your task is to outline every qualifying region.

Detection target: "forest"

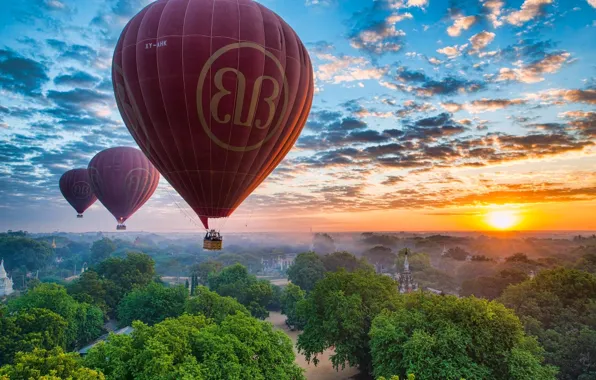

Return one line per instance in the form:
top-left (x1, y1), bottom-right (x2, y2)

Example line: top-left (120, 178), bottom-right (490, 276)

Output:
top-left (1, 230), bottom-right (596, 379)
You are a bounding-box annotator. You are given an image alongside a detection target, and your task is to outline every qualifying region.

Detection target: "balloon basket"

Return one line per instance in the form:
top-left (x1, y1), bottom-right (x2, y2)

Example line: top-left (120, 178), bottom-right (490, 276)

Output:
top-left (116, 224), bottom-right (127, 231)
top-left (77, 214), bottom-right (83, 218)
top-left (203, 239), bottom-right (223, 251)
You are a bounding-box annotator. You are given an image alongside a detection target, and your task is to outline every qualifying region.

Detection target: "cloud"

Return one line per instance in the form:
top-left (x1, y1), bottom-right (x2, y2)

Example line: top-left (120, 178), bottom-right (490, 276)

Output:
top-left (483, 0), bottom-right (504, 27)
top-left (469, 31), bottom-right (496, 54)
top-left (560, 111), bottom-right (596, 138)
top-left (447, 15), bottom-right (477, 37)
top-left (315, 54), bottom-right (388, 84)
top-left (589, 0), bottom-right (596, 8)
top-left (497, 52), bottom-right (571, 83)
top-left (349, 13), bottom-right (411, 55)
top-left (506, 0), bottom-right (553, 26)
top-left (437, 44), bottom-right (468, 58)
top-left (526, 88), bottom-right (596, 105)
top-left (46, 39), bottom-right (98, 65)
top-left (382, 176), bottom-right (405, 186)
top-left (441, 98), bottom-right (527, 113)
top-left (0, 49), bottom-right (49, 97)
top-left (54, 70), bottom-right (101, 87)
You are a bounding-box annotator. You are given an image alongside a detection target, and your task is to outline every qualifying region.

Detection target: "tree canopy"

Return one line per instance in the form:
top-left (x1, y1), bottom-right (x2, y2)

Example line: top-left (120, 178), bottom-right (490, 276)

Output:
top-left (321, 251), bottom-right (373, 273)
top-left (83, 313), bottom-right (304, 380)
top-left (0, 347), bottom-right (104, 380)
top-left (369, 293), bottom-right (557, 380)
top-left (297, 270), bottom-right (400, 372)
top-left (89, 238), bottom-right (116, 264)
top-left (208, 263), bottom-right (273, 319)
top-left (500, 268), bottom-right (596, 379)
top-left (117, 283), bottom-right (188, 327)
top-left (280, 283), bottom-right (306, 330)
top-left (185, 286), bottom-right (249, 323)
top-left (0, 235), bottom-right (53, 273)
top-left (8, 283), bottom-right (104, 350)
top-left (286, 252), bottom-right (326, 292)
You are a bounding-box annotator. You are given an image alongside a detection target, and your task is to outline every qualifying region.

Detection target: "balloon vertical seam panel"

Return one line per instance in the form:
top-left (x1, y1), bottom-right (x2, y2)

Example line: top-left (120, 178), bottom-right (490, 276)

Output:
top-left (112, 0), bottom-right (313, 226)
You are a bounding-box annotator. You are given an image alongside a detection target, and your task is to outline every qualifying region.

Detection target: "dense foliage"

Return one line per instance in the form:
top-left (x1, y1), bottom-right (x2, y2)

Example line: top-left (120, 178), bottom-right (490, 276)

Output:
top-left (0, 234), bottom-right (53, 274)
top-left (0, 306), bottom-right (68, 365)
top-left (90, 238), bottom-right (116, 264)
top-left (117, 283), bottom-right (188, 326)
top-left (8, 284), bottom-right (104, 350)
top-left (297, 270), bottom-right (400, 372)
top-left (185, 286), bottom-right (249, 323)
top-left (69, 252), bottom-right (156, 318)
top-left (208, 264), bottom-right (274, 319)
top-left (461, 268), bottom-right (529, 300)
top-left (280, 283), bottom-right (306, 330)
top-left (0, 347), bottom-right (104, 380)
top-left (500, 267), bottom-right (596, 379)
top-left (83, 313), bottom-right (304, 380)
top-left (321, 251), bottom-right (373, 273)
top-left (369, 293), bottom-right (557, 380)
top-left (286, 252), bottom-right (326, 292)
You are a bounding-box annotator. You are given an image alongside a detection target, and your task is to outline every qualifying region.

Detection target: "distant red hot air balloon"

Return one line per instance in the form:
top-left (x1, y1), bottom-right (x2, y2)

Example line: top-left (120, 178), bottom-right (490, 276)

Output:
top-left (88, 147), bottom-right (160, 230)
top-left (59, 169), bottom-right (97, 218)
top-left (112, 0), bottom-right (314, 239)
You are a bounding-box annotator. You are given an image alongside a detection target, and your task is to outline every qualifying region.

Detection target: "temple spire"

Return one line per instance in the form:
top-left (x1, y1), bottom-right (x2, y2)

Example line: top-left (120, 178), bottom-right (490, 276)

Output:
top-left (399, 249), bottom-right (418, 294)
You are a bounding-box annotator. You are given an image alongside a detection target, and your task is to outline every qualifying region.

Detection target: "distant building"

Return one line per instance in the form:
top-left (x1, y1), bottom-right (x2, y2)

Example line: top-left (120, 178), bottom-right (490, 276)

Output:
top-left (441, 245), bottom-right (448, 256)
top-left (399, 249), bottom-right (418, 293)
top-left (51, 239), bottom-right (57, 249)
top-left (0, 259), bottom-right (15, 297)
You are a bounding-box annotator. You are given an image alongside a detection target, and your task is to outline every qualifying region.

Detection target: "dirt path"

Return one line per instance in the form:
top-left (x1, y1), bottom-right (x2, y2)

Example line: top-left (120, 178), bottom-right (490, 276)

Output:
top-left (266, 312), bottom-right (361, 380)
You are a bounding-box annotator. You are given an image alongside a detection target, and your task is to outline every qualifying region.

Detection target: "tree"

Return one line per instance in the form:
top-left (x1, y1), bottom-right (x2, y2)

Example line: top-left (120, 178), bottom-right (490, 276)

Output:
top-left (500, 268), bottom-right (596, 379)
top-left (461, 268), bottom-right (529, 300)
top-left (312, 233), bottom-right (336, 254)
top-left (0, 235), bottom-right (53, 272)
top-left (363, 246), bottom-right (396, 273)
top-left (95, 252), bottom-right (155, 305)
top-left (281, 283), bottom-right (306, 330)
top-left (68, 270), bottom-right (118, 316)
top-left (8, 283), bottom-right (104, 349)
top-left (83, 313), bottom-right (304, 379)
top-left (190, 261), bottom-right (223, 285)
top-left (443, 246), bottom-right (469, 261)
top-left (297, 270), bottom-right (400, 373)
top-left (286, 252), bottom-right (326, 292)
top-left (0, 347), bottom-right (104, 379)
top-left (576, 252), bottom-right (596, 274)
top-left (90, 238), bottom-right (116, 263)
top-left (185, 286), bottom-right (249, 323)
top-left (0, 306), bottom-right (69, 366)
top-left (321, 251), bottom-right (373, 273)
top-left (208, 264), bottom-right (274, 319)
top-left (369, 293), bottom-right (556, 380)
top-left (117, 283), bottom-right (188, 327)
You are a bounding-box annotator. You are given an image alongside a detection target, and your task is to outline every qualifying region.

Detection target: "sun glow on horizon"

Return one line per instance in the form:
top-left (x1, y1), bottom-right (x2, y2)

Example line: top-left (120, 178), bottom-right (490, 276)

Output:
top-left (485, 210), bottom-right (520, 230)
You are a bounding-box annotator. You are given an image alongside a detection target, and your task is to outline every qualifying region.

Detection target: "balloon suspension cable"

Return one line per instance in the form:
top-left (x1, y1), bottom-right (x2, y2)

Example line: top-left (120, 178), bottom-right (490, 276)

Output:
top-left (164, 186), bottom-right (202, 229)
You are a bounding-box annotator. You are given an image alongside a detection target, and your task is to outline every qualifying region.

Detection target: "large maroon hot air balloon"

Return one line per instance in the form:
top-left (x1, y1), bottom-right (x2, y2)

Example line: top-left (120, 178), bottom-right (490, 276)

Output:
top-left (112, 0), bottom-right (314, 235)
top-left (59, 169), bottom-right (97, 218)
top-left (88, 147), bottom-right (160, 230)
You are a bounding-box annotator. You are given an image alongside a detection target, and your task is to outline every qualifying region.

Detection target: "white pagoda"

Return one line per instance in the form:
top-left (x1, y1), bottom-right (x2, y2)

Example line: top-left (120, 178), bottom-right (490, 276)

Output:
top-left (0, 259), bottom-right (14, 297)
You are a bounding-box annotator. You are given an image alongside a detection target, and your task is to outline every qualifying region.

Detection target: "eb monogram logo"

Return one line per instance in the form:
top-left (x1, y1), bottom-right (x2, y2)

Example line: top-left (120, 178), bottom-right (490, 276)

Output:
top-left (196, 42), bottom-right (289, 152)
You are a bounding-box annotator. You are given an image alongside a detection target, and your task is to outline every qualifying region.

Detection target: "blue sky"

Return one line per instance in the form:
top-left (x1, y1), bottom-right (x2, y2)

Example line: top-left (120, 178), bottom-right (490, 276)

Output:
top-left (0, 0), bottom-right (595, 232)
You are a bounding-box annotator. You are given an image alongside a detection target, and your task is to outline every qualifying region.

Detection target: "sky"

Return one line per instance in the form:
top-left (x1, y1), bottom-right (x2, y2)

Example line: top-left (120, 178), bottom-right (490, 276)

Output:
top-left (0, 0), bottom-right (595, 233)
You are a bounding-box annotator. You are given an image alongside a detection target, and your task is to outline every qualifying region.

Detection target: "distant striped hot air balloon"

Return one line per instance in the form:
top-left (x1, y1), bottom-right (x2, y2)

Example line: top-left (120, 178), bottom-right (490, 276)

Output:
top-left (88, 147), bottom-right (160, 230)
top-left (112, 0), bottom-right (313, 244)
top-left (59, 169), bottom-right (97, 218)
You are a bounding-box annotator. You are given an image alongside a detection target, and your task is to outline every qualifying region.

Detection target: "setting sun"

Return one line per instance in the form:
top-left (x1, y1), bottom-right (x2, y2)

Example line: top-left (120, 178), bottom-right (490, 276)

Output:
top-left (486, 210), bottom-right (520, 230)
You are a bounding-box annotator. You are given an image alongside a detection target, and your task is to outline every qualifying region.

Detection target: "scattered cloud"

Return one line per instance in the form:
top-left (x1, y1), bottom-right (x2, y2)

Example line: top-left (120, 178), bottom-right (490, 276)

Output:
top-left (441, 98), bottom-right (527, 113)
top-left (497, 52), bottom-right (571, 83)
top-left (0, 49), bottom-right (49, 97)
top-left (506, 0), bottom-right (553, 26)
top-left (447, 15), bottom-right (477, 37)
top-left (469, 31), bottom-right (496, 54)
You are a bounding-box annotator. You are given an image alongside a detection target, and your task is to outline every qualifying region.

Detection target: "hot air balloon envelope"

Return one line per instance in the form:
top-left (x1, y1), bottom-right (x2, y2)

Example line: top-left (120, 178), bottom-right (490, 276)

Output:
top-left (59, 169), bottom-right (97, 218)
top-left (88, 147), bottom-right (160, 230)
top-left (112, 0), bottom-right (314, 231)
